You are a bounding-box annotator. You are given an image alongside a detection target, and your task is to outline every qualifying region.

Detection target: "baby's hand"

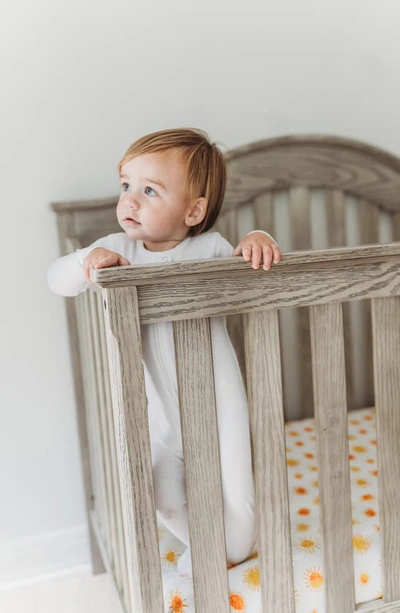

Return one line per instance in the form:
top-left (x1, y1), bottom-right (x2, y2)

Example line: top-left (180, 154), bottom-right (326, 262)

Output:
top-left (233, 232), bottom-right (281, 270)
top-left (83, 248), bottom-right (130, 282)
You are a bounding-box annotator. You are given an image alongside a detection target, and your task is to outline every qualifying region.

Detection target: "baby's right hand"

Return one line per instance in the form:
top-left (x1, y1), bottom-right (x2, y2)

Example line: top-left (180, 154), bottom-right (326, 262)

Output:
top-left (83, 248), bottom-right (130, 282)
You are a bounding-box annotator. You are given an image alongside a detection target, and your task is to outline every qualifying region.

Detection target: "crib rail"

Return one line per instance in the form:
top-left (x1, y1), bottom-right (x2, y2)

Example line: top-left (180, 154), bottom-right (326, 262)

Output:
top-left (91, 243), bottom-right (400, 613)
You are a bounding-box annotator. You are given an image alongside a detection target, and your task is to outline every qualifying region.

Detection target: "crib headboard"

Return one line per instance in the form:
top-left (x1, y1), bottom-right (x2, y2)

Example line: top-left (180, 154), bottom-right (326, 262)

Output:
top-left (215, 135), bottom-right (400, 418)
top-left (51, 135), bottom-right (400, 420)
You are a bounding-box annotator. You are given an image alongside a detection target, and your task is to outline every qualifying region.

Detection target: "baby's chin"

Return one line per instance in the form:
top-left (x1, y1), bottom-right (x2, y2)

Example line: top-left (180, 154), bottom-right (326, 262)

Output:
top-left (119, 221), bottom-right (143, 237)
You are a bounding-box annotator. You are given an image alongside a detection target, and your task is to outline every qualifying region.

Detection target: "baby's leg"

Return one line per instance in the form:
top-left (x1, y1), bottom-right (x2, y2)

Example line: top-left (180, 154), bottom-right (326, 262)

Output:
top-left (152, 441), bottom-right (190, 548)
top-left (211, 318), bottom-right (256, 565)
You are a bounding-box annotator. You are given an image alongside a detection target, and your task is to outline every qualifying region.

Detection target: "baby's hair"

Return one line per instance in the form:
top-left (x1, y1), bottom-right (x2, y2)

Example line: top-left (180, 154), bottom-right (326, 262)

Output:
top-left (118, 128), bottom-right (226, 236)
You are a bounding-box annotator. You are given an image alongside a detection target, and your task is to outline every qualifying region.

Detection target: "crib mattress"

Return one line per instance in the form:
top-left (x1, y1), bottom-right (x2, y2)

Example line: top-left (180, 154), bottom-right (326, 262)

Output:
top-left (158, 407), bottom-right (382, 613)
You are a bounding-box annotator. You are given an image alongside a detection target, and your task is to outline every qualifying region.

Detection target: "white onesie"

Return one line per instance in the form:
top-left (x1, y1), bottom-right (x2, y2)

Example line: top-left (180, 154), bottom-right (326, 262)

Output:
top-left (48, 231), bottom-right (255, 568)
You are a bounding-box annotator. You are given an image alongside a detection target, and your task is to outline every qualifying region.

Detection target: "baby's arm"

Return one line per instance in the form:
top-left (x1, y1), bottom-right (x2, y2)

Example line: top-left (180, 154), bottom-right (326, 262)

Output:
top-left (48, 237), bottom-right (130, 297)
top-left (234, 230), bottom-right (281, 270)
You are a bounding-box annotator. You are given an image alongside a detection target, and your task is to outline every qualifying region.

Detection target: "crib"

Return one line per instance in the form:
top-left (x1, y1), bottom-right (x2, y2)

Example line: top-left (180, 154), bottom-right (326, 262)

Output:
top-left (51, 136), bottom-right (400, 613)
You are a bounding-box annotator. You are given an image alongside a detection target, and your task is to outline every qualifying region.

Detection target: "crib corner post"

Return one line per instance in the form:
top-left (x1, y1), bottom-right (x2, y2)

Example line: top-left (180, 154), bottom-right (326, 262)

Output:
top-left (101, 285), bottom-right (163, 613)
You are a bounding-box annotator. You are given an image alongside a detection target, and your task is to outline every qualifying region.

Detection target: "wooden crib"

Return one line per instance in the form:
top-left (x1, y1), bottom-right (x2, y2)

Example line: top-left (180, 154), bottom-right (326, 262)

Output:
top-left (51, 136), bottom-right (400, 613)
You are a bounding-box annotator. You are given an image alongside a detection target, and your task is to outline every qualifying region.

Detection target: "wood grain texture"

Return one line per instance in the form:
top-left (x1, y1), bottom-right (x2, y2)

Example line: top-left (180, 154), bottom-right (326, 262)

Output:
top-left (371, 297), bottom-right (400, 602)
top-left (132, 256), bottom-right (400, 324)
top-left (96, 293), bottom-right (131, 610)
top-left (89, 291), bottom-right (116, 567)
top-left (309, 303), bottom-right (355, 613)
top-left (83, 292), bottom-right (110, 549)
top-left (94, 292), bottom-right (127, 604)
top-left (325, 190), bottom-right (356, 409)
top-left (103, 286), bottom-right (163, 612)
top-left (224, 135), bottom-right (400, 213)
top-left (244, 310), bottom-right (295, 613)
top-left (173, 318), bottom-right (230, 612)
top-left (356, 599), bottom-right (400, 612)
top-left (325, 190), bottom-right (355, 408)
top-left (92, 243), bottom-right (400, 286)
top-left (79, 291), bottom-right (110, 569)
top-left (290, 186), bottom-right (313, 417)
top-left (359, 200), bottom-right (380, 407)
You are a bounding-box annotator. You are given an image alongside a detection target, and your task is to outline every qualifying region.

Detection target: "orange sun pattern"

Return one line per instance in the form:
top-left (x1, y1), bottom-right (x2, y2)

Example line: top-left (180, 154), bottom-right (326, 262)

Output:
top-left (158, 408), bottom-right (381, 613)
top-left (167, 590), bottom-right (188, 612)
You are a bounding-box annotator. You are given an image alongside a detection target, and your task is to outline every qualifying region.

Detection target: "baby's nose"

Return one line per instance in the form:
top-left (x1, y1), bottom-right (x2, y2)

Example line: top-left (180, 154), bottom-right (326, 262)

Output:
top-left (128, 195), bottom-right (140, 209)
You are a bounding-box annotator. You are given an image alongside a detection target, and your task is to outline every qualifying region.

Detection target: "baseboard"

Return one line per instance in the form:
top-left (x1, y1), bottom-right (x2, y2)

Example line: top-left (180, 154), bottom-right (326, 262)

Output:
top-left (0, 525), bottom-right (90, 589)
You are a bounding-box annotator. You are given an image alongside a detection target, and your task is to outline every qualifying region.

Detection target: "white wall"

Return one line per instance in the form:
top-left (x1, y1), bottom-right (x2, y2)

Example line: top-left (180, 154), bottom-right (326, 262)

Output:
top-left (1, 0), bottom-right (399, 579)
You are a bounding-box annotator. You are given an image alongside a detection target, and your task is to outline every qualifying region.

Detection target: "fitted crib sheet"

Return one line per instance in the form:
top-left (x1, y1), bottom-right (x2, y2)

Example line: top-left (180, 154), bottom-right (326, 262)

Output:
top-left (158, 407), bottom-right (382, 613)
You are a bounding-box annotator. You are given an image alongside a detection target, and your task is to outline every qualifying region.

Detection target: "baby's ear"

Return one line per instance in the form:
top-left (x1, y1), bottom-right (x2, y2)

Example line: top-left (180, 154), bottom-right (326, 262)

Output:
top-left (185, 197), bottom-right (207, 227)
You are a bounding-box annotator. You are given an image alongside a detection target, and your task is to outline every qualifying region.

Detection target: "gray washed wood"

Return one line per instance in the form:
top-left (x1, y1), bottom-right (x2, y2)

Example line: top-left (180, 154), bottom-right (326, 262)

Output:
top-left (224, 135), bottom-right (400, 213)
top-left (102, 286), bottom-right (163, 612)
top-left (326, 190), bottom-right (355, 408)
top-left (91, 243), bottom-right (400, 286)
top-left (128, 255), bottom-right (400, 324)
top-left (310, 303), bottom-right (355, 612)
top-left (371, 297), bottom-right (400, 602)
top-left (290, 186), bottom-right (313, 416)
top-left (244, 310), bottom-right (295, 612)
top-left (174, 318), bottom-right (230, 611)
top-left (356, 599), bottom-right (400, 612)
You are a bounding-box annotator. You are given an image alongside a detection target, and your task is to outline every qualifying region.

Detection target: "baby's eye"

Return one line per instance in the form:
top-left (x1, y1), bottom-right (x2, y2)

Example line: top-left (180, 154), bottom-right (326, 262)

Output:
top-left (121, 182), bottom-right (130, 192)
top-left (145, 186), bottom-right (157, 196)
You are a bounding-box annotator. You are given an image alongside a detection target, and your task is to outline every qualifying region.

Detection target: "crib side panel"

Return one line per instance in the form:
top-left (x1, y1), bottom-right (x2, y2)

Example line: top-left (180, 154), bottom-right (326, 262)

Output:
top-left (309, 303), bottom-right (355, 612)
top-left (174, 318), bottom-right (230, 612)
top-left (103, 286), bottom-right (163, 613)
top-left (371, 296), bottom-right (400, 602)
top-left (134, 255), bottom-right (400, 323)
top-left (243, 310), bottom-right (295, 613)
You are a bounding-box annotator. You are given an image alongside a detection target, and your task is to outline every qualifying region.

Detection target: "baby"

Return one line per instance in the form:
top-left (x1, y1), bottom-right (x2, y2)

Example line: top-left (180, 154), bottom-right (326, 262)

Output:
top-left (48, 128), bottom-right (280, 575)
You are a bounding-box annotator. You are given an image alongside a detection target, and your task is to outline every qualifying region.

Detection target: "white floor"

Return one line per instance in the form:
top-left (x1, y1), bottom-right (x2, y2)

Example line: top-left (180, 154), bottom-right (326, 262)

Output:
top-left (0, 570), bottom-right (123, 613)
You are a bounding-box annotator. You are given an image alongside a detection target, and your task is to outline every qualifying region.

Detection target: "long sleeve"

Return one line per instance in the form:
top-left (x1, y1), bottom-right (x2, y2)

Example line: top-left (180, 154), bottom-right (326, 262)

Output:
top-left (47, 234), bottom-right (124, 297)
top-left (47, 247), bottom-right (93, 296)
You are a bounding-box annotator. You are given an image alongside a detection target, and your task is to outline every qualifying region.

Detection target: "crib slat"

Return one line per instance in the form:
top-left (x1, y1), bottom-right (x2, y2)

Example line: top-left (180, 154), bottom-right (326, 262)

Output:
top-left (359, 199), bottom-right (380, 406)
top-left (82, 292), bottom-right (110, 551)
top-left (371, 296), bottom-right (400, 602)
top-left (394, 213), bottom-right (400, 241)
top-left (326, 189), bottom-right (355, 409)
top-left (243, 310), bottom-right (295, 613)
top-left (96, 293), bottom-right (131, 611)
top-left (174, 318), bottom-right (230, 612)
top-left (254, 192), bottom-right (274, 233)
top-left (103, 286), bottom-right (163, 613)
top-left (290, 186), bottom-right (313, 417)
top-left (326, 189), bottom-right (346, 246)
top-left (216, 207), bottom-right (239, 245)
top-left (89, 291), bottom-right (115, 565)
top-left (309, 303), bottom-right (355, 612)
top-left (75, 295), bottom-right (106, 574)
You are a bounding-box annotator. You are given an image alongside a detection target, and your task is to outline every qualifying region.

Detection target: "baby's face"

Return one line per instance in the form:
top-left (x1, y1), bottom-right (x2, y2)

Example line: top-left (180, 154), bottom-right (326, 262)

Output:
top-left (117, 149), bottom-right (193, 252)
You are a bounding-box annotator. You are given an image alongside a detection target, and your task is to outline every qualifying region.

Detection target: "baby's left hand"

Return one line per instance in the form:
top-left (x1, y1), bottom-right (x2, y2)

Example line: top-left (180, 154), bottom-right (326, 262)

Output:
top-left (233, 231), bottom-right (281, 270)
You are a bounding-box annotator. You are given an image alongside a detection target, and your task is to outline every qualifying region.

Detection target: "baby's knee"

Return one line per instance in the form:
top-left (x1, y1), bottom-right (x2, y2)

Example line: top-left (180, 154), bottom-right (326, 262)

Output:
top-left (159, 507), bottom-right (178, 521)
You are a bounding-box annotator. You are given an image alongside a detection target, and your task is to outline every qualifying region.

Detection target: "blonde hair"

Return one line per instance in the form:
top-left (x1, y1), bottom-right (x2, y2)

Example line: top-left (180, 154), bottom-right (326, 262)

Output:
top-left (118, 128), bottom-right (226, 236)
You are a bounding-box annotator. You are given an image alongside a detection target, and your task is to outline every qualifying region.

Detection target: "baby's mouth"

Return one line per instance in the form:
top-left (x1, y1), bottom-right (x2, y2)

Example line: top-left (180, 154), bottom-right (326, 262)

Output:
top-left (125, 216), bottom-right (141, 225)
